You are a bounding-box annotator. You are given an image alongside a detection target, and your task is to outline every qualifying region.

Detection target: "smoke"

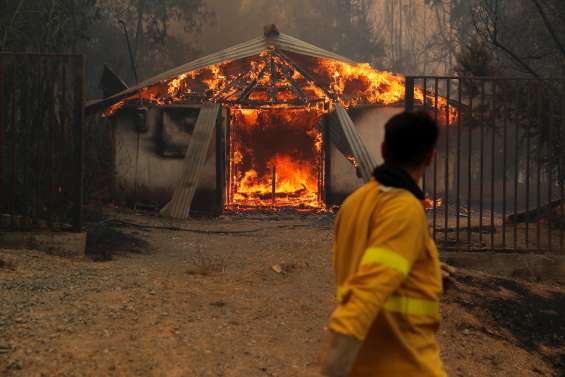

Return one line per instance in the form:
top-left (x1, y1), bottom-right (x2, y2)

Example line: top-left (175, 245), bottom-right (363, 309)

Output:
top-left (189, 0), bottom-right (454, 76)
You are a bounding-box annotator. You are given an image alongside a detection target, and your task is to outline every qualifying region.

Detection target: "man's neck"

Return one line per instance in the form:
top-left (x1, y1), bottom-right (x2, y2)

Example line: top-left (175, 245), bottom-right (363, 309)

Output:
top-left (402, 166), bottom-right (425, 185)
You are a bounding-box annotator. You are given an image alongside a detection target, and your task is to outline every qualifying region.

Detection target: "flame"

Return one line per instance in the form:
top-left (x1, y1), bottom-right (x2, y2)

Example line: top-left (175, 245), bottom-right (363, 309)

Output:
top-left (314, 60), bottom-right (406, 107)
top-left (227, 108), bottom-right (324, 210)
top-left (312, 59), bottom-right (457, 124)
top-left (346, 156), bottom-right (360, 168)
top-left (102, 48), bottom-right (457, 126)
top-left (424, 196), bottom-right (444, 210)
top-left (98, 47), bottom-right (461, 213)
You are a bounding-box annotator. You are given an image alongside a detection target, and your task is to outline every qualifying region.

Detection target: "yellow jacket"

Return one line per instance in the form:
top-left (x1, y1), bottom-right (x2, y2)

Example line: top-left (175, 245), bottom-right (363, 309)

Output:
top-left (329, 180), bottom-right (446, 377)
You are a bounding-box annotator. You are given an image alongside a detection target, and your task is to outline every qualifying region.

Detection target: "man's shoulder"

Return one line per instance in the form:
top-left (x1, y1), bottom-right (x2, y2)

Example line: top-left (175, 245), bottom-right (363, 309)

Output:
top-left (340, 181), bottom-right (378, 210)
top-left (377, 190), bottom-right (427, 229)
top-left (339, 182), bottom-right (424, 225)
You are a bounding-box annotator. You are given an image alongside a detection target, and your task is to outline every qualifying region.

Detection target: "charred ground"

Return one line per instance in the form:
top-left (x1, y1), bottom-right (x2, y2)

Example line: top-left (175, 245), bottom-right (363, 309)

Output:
top-left (0, 209), bottom-right (563, 377)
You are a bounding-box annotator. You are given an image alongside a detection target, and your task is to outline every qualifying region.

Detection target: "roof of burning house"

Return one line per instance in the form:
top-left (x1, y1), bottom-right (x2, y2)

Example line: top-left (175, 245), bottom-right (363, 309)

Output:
top-left (87, 25), bottom-right (361, 114)
top-left (86, 25), bottom-right (457, 121)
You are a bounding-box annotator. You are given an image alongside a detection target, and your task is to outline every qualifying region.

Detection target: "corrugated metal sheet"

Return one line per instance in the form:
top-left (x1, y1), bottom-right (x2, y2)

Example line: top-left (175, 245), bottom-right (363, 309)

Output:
top-left (275, 34), bottom-right (353, 63)
top-left (161, 104), bottom-right (221, 219)
top-left (327, 116), bottom-right (354, 162)
top-left (332, 104), bottom-right (377, 182)
top-left (88, 32), bottom-right (355, 112)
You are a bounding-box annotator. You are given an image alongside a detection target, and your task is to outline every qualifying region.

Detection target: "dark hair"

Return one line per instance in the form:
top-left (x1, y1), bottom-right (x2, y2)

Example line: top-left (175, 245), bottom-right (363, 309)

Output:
top-left (382, 111), bottom-right (439, 167)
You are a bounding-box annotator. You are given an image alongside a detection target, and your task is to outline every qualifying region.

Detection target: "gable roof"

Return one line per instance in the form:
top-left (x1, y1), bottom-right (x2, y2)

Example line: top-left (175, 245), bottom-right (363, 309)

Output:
top-left (87, 29), bottom-right (355, 113)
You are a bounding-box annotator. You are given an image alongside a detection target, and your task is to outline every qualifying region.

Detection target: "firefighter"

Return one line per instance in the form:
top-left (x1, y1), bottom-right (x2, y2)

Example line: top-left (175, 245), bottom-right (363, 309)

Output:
top-left (320, 111), bottom-right (447, 377)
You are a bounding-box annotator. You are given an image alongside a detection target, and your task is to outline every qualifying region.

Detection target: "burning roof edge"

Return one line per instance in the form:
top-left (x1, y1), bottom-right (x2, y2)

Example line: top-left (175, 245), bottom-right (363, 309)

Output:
top-left (86, 28), bottom-right (355, 114)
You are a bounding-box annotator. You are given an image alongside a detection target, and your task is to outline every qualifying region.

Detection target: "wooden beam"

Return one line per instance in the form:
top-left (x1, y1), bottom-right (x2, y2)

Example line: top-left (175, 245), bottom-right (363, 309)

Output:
top-left (273, 49), bottom-right (335, 101)
top-left (211, 71), bottom-right (249, 102)
top-left (269, 56), bottom-right (277, 102)
top-left (161, 103), bottom-right (221, 219)
top-left (226, 99), bottom-right (319, 107)
top-left (276, 63), bottom-right (307, 100)
top-left (215, 106), bottom-right (226, 216)
top-left (237, 64), bottom-right (269, 102)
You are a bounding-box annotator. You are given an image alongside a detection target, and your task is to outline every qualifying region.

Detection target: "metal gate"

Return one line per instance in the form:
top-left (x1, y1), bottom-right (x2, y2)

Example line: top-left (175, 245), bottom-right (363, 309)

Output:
top-left (0, 53), bottom-right (85, 231)
top-left (405, 76), bottom-right (565, 253)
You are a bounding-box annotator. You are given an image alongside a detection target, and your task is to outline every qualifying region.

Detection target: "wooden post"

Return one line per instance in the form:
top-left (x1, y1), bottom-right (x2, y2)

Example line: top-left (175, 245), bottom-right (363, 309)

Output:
top-left (226, 108), bottom-right (233, 206)
top-left (272, 164), bottom-right (276, 206)
top-left (323, 116), bottom-right (332, 206)
top-left (162, 104), bottom-right (221, 219)
top-left (215, 106), bottom-right (226, 216)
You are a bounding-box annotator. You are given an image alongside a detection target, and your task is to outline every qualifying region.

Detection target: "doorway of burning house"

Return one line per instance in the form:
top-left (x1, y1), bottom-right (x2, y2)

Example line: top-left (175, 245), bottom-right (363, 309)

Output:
top-left (223, 107), bottom-right (328, 212)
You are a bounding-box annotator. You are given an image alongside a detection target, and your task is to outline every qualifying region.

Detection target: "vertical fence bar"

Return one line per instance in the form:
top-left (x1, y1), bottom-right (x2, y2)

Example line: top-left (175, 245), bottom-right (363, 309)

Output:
top-left (10, 64), bottom-right (16, 228)
top-left (536, 83), bottom-right (542, 252)
top-left (405, 77), bottom-right (414, 112)
top-left (547, 83), bottom-right (553, 251)
top-left (467, 82), bottom-right (473, 251)
top-left (502, 83), bottom-right (508, 250)
top-left (490, 83), bottom-right (496, 250)
top-left (561, 80), bottom-right (565, 250)
top-left (0, 60), bottom-right (4, 213)
top-left (72, 55), bottom-right (85, 232)
top-left (61, 62), bottom-right (67, 224)
top-left (559, 80), bottom-right (565, 250)
top-left (20, 56), bottom-right (29, 226)
top-left (513, 84), bottom-right (520, 250)
top-left (479, 81), bottom-right (486, 246)
top-left (525, 84), bottom-right (532, 249)
top-left (433, 78), bottom-right (439, 241)
top-left (422, 78), bottom-right (428, 195)
top-left (444, 80), bottom-right (450, 247)
top-left (456, 79), bottom-right (462, 245)
top-left (47, 58), bottom-right (55, 226)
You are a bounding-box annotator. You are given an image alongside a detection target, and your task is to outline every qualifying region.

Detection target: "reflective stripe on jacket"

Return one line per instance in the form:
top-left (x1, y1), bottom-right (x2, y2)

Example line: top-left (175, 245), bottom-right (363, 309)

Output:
top-left (329, 180), bottom-right (447, 377)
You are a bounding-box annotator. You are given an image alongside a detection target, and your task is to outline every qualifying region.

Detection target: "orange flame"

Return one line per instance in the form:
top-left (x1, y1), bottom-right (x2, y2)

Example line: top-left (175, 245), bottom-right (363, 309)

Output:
top-left (227, 108), bottom-right (324, 210)
top-left (102, 48), bottom-right (457, 126)
top-left (424, 196), bottom-right (444, 210)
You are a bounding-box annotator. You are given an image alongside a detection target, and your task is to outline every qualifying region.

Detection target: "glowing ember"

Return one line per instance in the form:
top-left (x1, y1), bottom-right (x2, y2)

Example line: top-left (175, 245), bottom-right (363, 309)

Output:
top-left (227, 108), bottom-right (324, 210)
top-left (424, 196), bottom-right (444, 210)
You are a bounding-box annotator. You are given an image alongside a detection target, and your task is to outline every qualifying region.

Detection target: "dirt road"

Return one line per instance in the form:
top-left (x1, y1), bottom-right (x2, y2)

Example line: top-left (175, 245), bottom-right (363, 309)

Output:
top-left (0, 212), bottom-right (563, 376)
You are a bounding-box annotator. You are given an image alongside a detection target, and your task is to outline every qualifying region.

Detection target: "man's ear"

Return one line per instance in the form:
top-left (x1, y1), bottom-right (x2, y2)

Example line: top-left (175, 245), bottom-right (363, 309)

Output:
top-left (424, 149), bottom-right (436, 167)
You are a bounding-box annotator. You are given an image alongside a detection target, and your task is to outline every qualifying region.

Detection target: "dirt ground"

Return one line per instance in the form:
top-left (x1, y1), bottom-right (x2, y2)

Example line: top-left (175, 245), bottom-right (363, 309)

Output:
top-left (0, 210), bottom-right (564, 377)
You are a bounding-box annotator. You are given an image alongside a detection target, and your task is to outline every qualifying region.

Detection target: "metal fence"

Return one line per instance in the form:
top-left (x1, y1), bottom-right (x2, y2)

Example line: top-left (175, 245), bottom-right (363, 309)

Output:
top-left (405, 76), bottom-right (565, 253)
top-left (0, 53), bottom-right (84, 231)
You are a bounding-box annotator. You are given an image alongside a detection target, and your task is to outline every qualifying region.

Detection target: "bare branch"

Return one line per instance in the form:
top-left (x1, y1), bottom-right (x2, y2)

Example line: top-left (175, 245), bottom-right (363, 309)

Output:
top-left (1, 0), bottom-right (26, 50)
top-left (471, 0), bottom-right (541, 78)
top-left (491, 38), bottom-right (541, 78)
top-left (530, 0), bottom-right (565, 58)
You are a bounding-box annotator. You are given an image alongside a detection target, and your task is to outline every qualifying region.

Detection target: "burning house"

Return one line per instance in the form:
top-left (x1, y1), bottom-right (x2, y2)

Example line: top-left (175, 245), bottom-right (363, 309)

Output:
top-left (87, 25), bottom-right (451, 218)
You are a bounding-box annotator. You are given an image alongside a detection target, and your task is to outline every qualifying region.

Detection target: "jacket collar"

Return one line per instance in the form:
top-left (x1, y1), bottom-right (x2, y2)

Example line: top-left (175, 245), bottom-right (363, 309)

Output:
top-left (373, 164), bottom-right (425, 200)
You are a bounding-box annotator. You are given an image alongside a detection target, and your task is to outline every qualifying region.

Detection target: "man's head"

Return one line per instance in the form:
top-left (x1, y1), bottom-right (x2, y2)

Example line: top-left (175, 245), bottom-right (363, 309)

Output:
top-left (381, 111), bottom-right (439, 170)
